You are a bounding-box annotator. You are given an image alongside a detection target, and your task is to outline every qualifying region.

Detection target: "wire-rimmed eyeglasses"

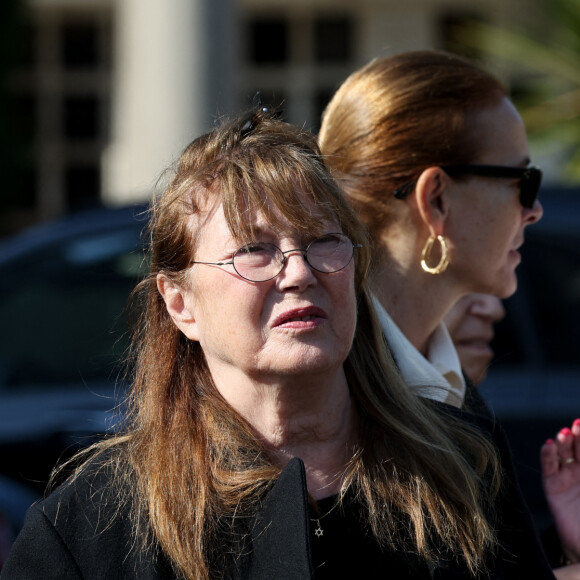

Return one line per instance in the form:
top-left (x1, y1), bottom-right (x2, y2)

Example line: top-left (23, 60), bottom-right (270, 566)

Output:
top-left (191, 233), bottom-right (362, 282)
top-left (393, 164), bottom-right (543, 209)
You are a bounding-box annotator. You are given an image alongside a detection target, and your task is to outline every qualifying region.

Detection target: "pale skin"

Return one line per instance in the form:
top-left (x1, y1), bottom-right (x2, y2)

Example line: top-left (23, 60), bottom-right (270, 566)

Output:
top-left (541, 420), bottom-right (580, 578)
top-left (373, 97), bottom-right (543, 357)
top-left (158, 201), bottom-right (358, 500)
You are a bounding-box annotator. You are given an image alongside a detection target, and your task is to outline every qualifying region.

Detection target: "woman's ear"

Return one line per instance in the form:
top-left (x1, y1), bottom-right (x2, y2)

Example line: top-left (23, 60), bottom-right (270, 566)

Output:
top-left (413, 167), bottom-right (451, 236)
top-left (156, 274), bottom-right (199, 341)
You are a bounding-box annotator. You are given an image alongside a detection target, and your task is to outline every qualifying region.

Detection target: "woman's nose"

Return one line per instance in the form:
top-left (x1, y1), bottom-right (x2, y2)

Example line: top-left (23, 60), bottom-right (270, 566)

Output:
top-left (524, 199), bottom-right (543, 225)
top-left (277, 250), bottom-right (317, 289)
top-left (471, 294), bottom-right (506, 322)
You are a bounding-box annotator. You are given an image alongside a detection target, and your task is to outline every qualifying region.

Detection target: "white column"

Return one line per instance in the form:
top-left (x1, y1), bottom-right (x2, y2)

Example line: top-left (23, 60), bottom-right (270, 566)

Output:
top-left (102, 0), bottom-right (237, 205)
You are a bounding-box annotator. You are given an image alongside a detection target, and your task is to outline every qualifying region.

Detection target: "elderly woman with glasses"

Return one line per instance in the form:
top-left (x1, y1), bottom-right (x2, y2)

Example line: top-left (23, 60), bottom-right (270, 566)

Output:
top-left (2, 110), bottom-right (556, 580)
top-left (318, 50), bottom-right (580, 577)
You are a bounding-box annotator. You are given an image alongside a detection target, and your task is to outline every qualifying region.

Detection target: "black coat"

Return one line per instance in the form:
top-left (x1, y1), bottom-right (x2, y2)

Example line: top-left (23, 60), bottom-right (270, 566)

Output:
top-left (1, 401), bottom-right (556, 579)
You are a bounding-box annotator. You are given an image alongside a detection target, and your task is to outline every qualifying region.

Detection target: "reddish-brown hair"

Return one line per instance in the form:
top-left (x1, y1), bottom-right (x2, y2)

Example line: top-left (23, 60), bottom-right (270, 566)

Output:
top-left (319, 50), bottom-right (507, 241)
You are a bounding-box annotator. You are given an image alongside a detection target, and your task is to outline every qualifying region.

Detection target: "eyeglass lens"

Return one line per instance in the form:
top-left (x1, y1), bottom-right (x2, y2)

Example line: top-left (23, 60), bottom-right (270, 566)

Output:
top-left (233, 234), bottom-right (354, 282)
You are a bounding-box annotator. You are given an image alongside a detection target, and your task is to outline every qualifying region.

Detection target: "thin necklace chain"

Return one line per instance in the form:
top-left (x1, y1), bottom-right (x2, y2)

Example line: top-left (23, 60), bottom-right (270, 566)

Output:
top-left (310, 498), bottom-right (340, 538)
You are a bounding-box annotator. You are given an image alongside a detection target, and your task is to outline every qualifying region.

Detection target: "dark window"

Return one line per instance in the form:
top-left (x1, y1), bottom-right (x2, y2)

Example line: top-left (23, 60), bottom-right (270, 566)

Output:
top-left (314, 16), bottom-right (352, 63)
top-left (65, 165), bottom-right (100, 209)
top-left (0, 162), bottom-right (36, 214)
top-left (12, 94), bottom-right (36, 141)
top-left (248, 17), bottom-right (288, 65)
top-left (314, 88), bottom-right (336, 132)
top-left (1, 95), bottom-right (36, 214)
top-left (61, 22), bottom-right (99, 68)
top-left (16, 22), bottom-right (36, 68)
top-left (63, 96), bottom-right (99, 139)
top-left (18, 166), bottom-right (37, 208)
top-left (0, 6), bottom-right (34, 70)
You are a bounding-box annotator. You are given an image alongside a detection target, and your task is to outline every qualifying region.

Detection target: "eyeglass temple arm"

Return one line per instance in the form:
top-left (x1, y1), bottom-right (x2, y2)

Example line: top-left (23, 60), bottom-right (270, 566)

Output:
top-left (190, 259), bottom-right (234, 266)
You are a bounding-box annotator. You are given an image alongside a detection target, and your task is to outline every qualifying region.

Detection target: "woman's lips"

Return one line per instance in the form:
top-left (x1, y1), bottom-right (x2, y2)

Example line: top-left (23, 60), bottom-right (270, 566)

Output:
top-left (272, 306), bottom-right (327, 329)
top-left (455, 338), bottom-right (494, 356)
top-left (510, 240), bottom-right (524, 262)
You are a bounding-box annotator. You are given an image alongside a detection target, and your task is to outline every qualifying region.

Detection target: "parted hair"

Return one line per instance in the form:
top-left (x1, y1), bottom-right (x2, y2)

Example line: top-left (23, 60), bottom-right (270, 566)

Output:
top-left (318, 49), bottom-right (508, 241)
top-left (67, 110), bottom-right (500, 579)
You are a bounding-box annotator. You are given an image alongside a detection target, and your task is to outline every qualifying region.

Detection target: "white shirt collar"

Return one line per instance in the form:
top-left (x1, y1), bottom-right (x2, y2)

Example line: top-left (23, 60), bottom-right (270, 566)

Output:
top-left (372, 295), bottom-right (466, 407)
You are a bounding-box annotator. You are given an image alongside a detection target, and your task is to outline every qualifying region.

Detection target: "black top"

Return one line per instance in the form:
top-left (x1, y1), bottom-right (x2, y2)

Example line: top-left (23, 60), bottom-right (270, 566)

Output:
top-left (1, 399), bottom-right (557, 579)
top-left (309, 494), bottom-right (431, 579)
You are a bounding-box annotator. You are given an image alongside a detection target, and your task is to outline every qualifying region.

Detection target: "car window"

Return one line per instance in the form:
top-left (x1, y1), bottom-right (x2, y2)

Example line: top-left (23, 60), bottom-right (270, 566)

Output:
top-left (0, 227), bottom-right (146, 390)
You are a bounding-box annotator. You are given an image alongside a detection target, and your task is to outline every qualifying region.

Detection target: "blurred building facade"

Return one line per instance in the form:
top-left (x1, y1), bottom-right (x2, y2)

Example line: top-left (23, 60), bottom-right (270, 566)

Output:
top-left (2, 0), bottom-right (544, 231)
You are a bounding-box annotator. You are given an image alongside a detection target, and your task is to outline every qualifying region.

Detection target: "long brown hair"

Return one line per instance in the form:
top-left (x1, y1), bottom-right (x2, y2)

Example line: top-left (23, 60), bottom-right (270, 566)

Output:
top-left (318, 50), bottom-right (508, 242)
top-left (68, 110), bottom-right (499, 579)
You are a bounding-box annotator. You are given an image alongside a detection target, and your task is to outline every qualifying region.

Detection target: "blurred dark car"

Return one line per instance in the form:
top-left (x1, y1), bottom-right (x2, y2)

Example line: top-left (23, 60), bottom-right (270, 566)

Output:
top-left (0, 204), bottom-right (148, 559)
top-left (480, 185), bottom-right (580, 530)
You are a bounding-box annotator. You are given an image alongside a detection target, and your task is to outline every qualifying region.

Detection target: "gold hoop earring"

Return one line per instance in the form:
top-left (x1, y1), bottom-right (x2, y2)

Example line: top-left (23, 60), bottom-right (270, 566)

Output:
top-left (421, 235), bottom-right (449, 275)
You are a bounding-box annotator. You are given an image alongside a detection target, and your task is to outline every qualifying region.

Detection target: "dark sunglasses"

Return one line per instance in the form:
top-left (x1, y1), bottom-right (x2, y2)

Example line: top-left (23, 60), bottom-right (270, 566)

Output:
top-left (394, 164), bottom-right (543, 209)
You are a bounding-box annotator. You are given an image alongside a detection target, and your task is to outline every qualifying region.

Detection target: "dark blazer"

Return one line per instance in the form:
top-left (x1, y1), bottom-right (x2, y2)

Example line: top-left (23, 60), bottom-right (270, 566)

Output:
top-left (436, 389), bottom-right (556, 579)
top-left (1, 401), bottom-right (556, 579)
top-left (0, 455), bottom-right (314, 580)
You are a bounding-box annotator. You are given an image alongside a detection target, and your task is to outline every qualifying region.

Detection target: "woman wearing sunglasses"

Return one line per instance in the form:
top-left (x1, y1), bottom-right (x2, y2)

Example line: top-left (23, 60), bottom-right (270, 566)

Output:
top-left (318, 50), bottom-right (580, 577)
top-left (320, 49), bottom-right (542, 409)
top-left (319, 49), bottom-right (542, 408)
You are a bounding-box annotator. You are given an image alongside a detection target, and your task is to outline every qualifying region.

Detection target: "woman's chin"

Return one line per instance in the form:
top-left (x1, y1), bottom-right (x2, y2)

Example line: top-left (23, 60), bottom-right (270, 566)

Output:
top-left (261, 347), bottom-right (347, 378)
top-left (483, 269), bottom-right (518, 299)
top-left (501, 272), bottom-right (519, 298)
